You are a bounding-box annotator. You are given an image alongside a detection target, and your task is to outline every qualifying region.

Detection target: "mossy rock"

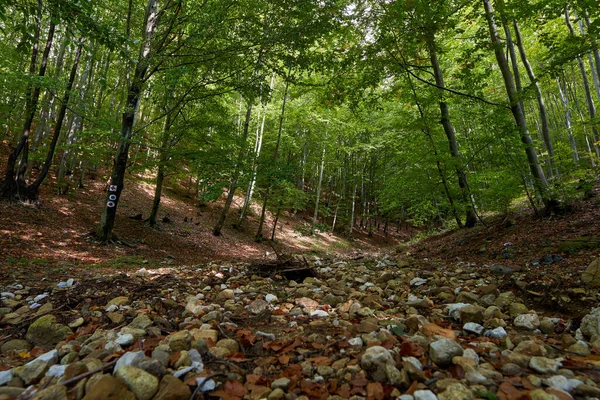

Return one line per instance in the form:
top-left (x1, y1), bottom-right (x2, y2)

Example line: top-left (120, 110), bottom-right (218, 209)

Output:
top-left (558, 237), bottom-right (600, 254)
top-left (25, 315), bottom-right (72, 347)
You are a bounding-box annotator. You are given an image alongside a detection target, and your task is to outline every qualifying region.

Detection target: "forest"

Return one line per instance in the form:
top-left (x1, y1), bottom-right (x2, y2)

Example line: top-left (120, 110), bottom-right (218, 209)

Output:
top-left (1, 0), bottom-right (600, 400)
top-left (1, 0), bottom-right (599, 241)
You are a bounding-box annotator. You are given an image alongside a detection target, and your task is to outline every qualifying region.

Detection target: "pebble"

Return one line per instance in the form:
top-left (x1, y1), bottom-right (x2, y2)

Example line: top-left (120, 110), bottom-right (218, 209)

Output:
top-left (429, 339), bottom-right (463, 366)
top-left (529, 357), bottom-right (562, 374)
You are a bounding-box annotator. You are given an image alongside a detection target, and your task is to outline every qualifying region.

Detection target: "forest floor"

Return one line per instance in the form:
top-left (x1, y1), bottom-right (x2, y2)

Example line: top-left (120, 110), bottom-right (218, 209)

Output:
top-left (1, 169), bottom-right (600, 400)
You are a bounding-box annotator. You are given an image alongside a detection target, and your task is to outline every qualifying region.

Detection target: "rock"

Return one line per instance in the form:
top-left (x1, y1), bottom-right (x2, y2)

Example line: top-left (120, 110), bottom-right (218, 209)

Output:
top-left (501, 363), bottom-right (522, 376)
top-left (0, 387), bottom-right (25, 398)
top-left (115, 351), bottom-right (147, 370)
top-left (192, 329), bottom-right (218, 343)
top-left (68, 317), bottom-right (85, 328)
top-left (484, 327), bottom-right (507, 339)
top-left (46, 364), bottom-right (67, 378)
top-left (544, 375), bottom-right (582, 392)
top-left (581, 258), bottom-right (600, 286)
top-left (529, 357), bottom-right (562, 374)
top-left (429, 339), bottom-right (463, 366)
top-left (107, 296), bottom-right (130, 307)
top-left (115, 333), bottom-right (135, 347)
top-left (30, 385), bottom-right (67, 400)
top-left (128, 314), bottom-right (153, 330)
top-left (26, 315), bottom-right (72, 347)
top-left (514, 340), bottom-right (547, 357)
top-left (0, 370), bottom-right (13, 386)
top-left (420, 323), bottom-right (456, 339)
top-left (580, 307), bottom-right (600, 339)
top-left (438, 383), bottom-right (474, 400)
top-left (82, 374), bottom-right (136, 400)
top-left (1, 339), bottom-right (31, 354)
top-left (14, 359), bottom-right (49, 385)
top-left (247, 299), bottom-right (268, 315)
top-left (169, 330), bottom-right (192, 351)
top-left (154, 375), bottom-right (192, 400)
top-left (114, 365), bottom-right (158, 400)
top-left (106, 312), bottom-right (125, 324)
top-left (216, 338), bottom-right (239, 354)
top-left (216, 289), bottom-right (235, 301)
top-left (514, 313), bottom-right (540, 330)
top-left (413, 390), bottom-right (438, 400)
top-left (509, 303), bottom-right (529, 317)
top-left (361, 346), bottom-right (406, 385)
top-left (271, 377), bottom-right (291, 390)
top-left (268, 388), bottom-right (285, 399)
top-left (539, 318), bottom-right (555, 334)
top-left (567, 341), bottom-right (590, 356)
top-left (462, 322), bottom-right (484, 335)
top-left (458, 305), bottom-right (485, 324)
top-left (529, 389), bottom-right (560, 400)
top-left (265, 294), bottom-right (277, 303)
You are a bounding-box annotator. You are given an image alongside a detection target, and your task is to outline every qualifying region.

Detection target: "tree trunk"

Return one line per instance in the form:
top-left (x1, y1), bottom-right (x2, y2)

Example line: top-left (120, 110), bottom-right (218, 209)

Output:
top-left (148, 112), bottom-right (172, 227)
top-left (1, 17), bottom-right (54, 199)
top-left (311, 129), bottom-right (327, 235)
top-left (556, 77), bottom-right (579, 163)
top-left (97, 0), bottom-right (158, 242)
top-left (566, 9), bottom-right (600, 157)
top-left (27, 40), bottom-right (84, 198)
top-left (427, 35), bottom-right (477, 227)
top-left (483, 0), bottom-right (553, 209)
top-left (513, 20), bottom-right (556, 177)
top-left (213, 99), bottom-right (253, 236)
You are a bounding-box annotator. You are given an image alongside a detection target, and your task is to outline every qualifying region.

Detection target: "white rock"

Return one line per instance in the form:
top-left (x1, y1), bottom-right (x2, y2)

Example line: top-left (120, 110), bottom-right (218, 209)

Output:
top-left (115, 333), bottom-right (135, 347)
top-left (310, 310), bottom-right (329, 318)
top-left (484, 327), bottom-right (507, 339)
top-left (514, 313), bottom-right (540, 330)
top-left (0, 369), bottom-right (13, 386)
top-left (265, 294), bottom-right (277, 303)
top-left (1, 292), bottom-right (15, 298)
top-left (463, 322), bottom-right (485, 335)
top-left (402, 356), bottom-right (422, 370)
top-left (173, 367), bottom-right (194, 379)
top-left (196, 377), bottom-right (217, 392)
top-left (429, 338), bottom-right (463, 365)
top-left (33, 294), bottom-right (48, 302)
top-left (447, 303), bottom-right (470, 320)
top-left (529, 357), bottom-right (562, 374)
top-left (29, 303), bottom-right (42, 310)
top-left (399, 396), bottom-right (415, 400)
top-left (34, 350), bottom-right (58, 365)
top-left (115, 351), bottom-right (146, 371)
top-left (580, 307), bottom-right (600, 339)
top-left (256, 331), bottom-right (276, 341)
top-left (462, 348), bottom-right (479, 365)
top-left (414, 390), bottom-right (438, 400)
top-left (465, 369), bottom-right (487, 384)
top-left (410, 278), bottom-right (427, 287)
top-left (348, 337), bottom-right (364, 347)
top-left (544, 375), bottom-right (582, 392)
top-left (45, 365), bottom-right (67, 378)
top-left (106, 304), bottom-right (119, 312)
top-left (188, 349), bottom-right (204, 371)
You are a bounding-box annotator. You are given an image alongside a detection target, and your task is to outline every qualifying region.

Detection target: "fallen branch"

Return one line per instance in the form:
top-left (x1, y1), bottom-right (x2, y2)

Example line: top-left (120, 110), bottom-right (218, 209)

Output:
top-left (62, 359), bottom-right (118, 386)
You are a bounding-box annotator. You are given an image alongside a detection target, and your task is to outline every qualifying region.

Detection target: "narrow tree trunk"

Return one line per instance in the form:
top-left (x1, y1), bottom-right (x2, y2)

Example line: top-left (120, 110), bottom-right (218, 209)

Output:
top-left (557, 77), bottom-right (579, 163)
top-left (1, 17), bottom-right (54, 199)
top-left (428, 35), bottom-right (477, 227)
top-left (311, 129), bottom-right (327, 235)
top-left (97, 0), bottom-right (158, 242)
top-left (27, 40), bottom-right (84, 198)
top-left (513, 20), bottom-right (556, 177)
top-left (213, 99), bottom-right (253, 236)
top-left (566, 9), bottom-right (600, 157)
top-left (148, 112), bottom-right (172, 227)
top-left (483, 0), bottom-right (553, 209)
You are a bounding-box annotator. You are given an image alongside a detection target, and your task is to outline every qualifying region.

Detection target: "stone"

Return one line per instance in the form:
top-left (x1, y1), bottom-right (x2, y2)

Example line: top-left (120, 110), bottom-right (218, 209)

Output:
top-left (154, 375), bottom-right (192, 400)
top-left (484, 327), bottom-right (507, 339)
top-left (580, 307), bottom-right (600, 339)
top-left (0, 387), bottom-right (25, 398)
top-left (192, 329), bottom-right (218, 343)
top-left (429, 339), bottom-right (463, 366)
top-left (0, 370), bottom-right (13, 386)
top-left (462, 322), bottom-right (484, 335)
top-left (413, 390), bottom-right (438, 400)
top-left (30, 385), bottom-right (67, 400)
top-left (82, 374), bottom-right (136, 400)
top-left (107, 296), bottom-right (130, 307)
top-left (26, 315), bottom-right (72, 347)
top-left (128, 314), bottom-right (153, 330)
top-left (509, 303), bottom-right (529, 317)
top-left (438, 383), bottom-right (474, 400)
top-left (247, 299), bottom-right (268, 315)
top-left (514, 313), bottom-right (540, 330)
top-left (114, 365), bottom-right (158, 400)
top-left (494, 291), bottom-right (517, 309)
top-left (216, 289), bottom-right (235, 301)
top-left (529, 357), bottom-right (562, 374)
top-left (169, 330), bottom-right (192, 351)
top-left (14, 359), bottom-right (49, 385)
top-left (361, 346), bottom-right (405, 384)
top-left (268, 388), bottom-right (285, 400)
top-left (115, 351), bottom-right (146, 371)
top-left (216, 338), bottom-right (239, 354)
top-left (271, 377), bottom-right (291, 390)
top-left (514, 340), bottom-right (547, 357)
top-left (115, 333), bottom-right (135, 347)
top-left (539, 318), bottom-right (555, 334)
top-left (458, 305), bottom-right (485, 324)
top-left (1, 339), bottom-right (31, 354)
top-left (581, 258), bottom-right (600, 286)
top-left (106, 312), bottom-right (125, 324)
top-left (501, 363), bottom-right (522, 376)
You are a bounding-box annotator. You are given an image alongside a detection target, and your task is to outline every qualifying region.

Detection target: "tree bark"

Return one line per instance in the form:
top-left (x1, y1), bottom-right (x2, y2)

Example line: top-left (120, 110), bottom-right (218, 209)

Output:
top-left (148, 112), bottom-right (172, 227)
top-left (483, 0), bottom-right (553, 209)
top-left (97, 0), bottom-right (158, 242)
top-left (427, 35), bottom-right (477, 227)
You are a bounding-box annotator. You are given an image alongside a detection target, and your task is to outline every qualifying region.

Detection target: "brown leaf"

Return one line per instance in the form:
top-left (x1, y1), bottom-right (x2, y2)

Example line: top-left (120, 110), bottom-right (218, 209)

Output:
top-left (366, 382), bottom-right (384, 400)
top-left (400, 342), bottom-right (425, 357)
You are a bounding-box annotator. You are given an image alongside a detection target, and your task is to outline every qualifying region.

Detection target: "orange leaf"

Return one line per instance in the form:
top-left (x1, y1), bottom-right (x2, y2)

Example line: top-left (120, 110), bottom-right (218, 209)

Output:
top-left (366, 382), bottom-right (384, 400)
top-left (278, 354), bottom-right (291, 365)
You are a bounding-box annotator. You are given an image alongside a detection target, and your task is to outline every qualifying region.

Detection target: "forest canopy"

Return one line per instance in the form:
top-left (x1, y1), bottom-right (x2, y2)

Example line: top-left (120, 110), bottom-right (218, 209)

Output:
top-left (0, 0), bottom-right (599, 240)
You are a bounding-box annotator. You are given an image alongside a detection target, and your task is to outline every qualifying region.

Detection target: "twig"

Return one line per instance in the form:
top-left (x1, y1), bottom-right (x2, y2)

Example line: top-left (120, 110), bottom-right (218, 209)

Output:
top-left (62, 359), bottom-right (118, 386)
